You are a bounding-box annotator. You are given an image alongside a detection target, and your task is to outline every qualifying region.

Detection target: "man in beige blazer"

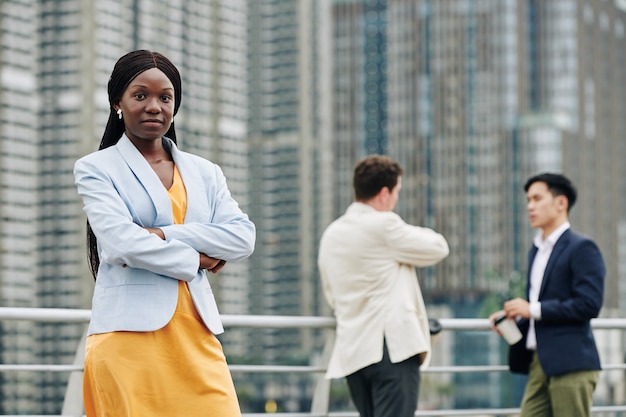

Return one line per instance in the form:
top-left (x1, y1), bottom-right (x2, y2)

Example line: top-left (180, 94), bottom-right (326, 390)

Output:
top-left (318, 155), bottom-right (449, 417)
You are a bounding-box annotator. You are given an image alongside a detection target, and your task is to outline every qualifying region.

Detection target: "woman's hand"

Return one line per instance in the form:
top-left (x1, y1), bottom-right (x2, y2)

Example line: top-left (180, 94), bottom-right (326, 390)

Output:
top-left (200, 253), bottom-right (227, 273)
top-left (144, 227), bottom-right (165, 240)
top-left (144, 227), bottom-right (226, 274)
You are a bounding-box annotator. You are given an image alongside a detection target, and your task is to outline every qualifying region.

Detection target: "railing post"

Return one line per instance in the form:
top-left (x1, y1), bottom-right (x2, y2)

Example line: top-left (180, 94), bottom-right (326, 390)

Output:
top-left (310, 329), bottom-right (335, 416)
top-left (61, 325), bottom-right (88, 416)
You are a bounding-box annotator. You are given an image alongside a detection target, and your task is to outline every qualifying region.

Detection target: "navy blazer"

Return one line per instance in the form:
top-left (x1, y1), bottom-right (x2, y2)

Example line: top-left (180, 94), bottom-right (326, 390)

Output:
top-left (509, 229), bottom-right (605, 376)
top-left (74, 134), bottom-right (255, 336)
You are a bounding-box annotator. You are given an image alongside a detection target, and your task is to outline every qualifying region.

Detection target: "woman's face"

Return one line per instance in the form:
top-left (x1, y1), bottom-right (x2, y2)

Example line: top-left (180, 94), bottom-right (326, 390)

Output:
top-left (116, 67), bottom-right (175, 143)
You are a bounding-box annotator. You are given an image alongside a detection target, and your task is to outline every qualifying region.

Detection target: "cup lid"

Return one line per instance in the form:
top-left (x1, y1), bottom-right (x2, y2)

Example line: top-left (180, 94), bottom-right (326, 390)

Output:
top-left (494, 314), bottom-right (508, 325)
top-left (429, 318), bottom-right (442, 335)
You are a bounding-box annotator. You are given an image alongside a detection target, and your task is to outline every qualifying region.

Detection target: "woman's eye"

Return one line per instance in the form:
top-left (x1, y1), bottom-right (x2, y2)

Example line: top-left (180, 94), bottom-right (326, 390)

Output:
top-left (134, 93), bottom-right (146, 100)
top-left (161, 95), bottom-right (172, 102)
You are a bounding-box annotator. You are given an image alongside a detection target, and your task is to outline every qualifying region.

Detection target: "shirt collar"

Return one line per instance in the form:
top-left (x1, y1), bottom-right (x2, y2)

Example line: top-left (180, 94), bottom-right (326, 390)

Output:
top-left (348, 201), bottom-right (378, 213)
top-left (533, 221), bottom-right (570, 251)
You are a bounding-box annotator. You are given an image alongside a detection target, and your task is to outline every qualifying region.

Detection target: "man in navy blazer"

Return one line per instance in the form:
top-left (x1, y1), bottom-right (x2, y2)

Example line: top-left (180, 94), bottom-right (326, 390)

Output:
top-left (490, 173), bottom-right (605, 417)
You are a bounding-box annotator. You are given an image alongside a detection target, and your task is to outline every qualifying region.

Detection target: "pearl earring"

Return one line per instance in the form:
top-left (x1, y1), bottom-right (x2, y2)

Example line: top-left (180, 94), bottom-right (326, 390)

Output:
top-left (117, 109), bottom-right (122, 120)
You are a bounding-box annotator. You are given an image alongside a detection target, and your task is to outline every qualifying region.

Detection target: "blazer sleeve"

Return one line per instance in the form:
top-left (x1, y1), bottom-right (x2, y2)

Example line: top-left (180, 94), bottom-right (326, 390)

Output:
top-left (158, 160), bottom-right (256, 263)
top-left (384, 213), bottom-right (449, 267)
top-left (74, 156), bottom-right (201, 281)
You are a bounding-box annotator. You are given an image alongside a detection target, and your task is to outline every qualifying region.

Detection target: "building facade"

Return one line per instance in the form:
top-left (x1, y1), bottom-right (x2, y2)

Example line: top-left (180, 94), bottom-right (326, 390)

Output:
top-left (0, 0), bottom-right (625, 413)
top-left (0, 0), bottom-right (41, 412)
top-left (320, 0), bottom-right (626, 410)
top-left (0, 0), bottom-right (253, 413)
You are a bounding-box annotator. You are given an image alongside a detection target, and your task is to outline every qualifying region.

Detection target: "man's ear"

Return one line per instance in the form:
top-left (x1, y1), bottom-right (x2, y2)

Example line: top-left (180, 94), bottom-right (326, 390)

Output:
top-left (556, 194), bottom-right (569, 212)
top-left (378, 186), bottom-right (390, 199)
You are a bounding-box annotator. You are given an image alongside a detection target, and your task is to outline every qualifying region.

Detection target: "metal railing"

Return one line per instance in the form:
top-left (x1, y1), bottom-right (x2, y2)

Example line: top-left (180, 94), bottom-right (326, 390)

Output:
top-left (1, 307), bottom-right (626, 416)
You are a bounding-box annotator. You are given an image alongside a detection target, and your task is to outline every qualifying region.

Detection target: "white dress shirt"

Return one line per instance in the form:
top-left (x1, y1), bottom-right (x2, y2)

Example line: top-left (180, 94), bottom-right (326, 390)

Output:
top-left (526, 221), bottom-right (570, 350)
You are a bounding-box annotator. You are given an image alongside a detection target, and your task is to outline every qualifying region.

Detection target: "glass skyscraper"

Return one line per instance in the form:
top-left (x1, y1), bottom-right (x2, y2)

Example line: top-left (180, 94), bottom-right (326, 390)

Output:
top-left (0, 0), bottom-right (625, 413)
top-left (1, 0), bottom-right (252, 413)
top-left (1, 1), bottom-right (42, 412)
top-left (322, 0), bottom-right (626, 410)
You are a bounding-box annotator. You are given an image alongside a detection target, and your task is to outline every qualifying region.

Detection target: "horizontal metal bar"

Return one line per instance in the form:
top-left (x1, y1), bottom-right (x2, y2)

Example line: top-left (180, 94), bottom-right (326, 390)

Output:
top-left (243, 414), bottom-right (325, 417)
top-left (0, 307), bottom-right (90, 323)
top-left (2, 307), bottom-right (626, 331)
top-left (230, 365), bottom-right (326, 373)
top-left (3, 363), bottom-right (626, 375)
top-left (2, 308), bottom-right (626, 417)
top-left (415, 410), bottom-right (520, 417)
top-left (3, 407), bottom-right (626, 417)
top-left (0, 365), bottom-right (83, 372)
top-left (414, 405), bottom-right (626, 416)
top-left (222, 314), bottom-right (336, 329)
top-left (238, 405), bottom-right (626, 417)
top-left (0, 307), bottom-right (338, 328)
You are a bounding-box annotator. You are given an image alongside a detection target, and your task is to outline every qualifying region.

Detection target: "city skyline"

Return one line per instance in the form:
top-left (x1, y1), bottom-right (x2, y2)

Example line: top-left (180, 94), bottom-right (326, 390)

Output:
top-left (1, 0), bottom-right (625, 413)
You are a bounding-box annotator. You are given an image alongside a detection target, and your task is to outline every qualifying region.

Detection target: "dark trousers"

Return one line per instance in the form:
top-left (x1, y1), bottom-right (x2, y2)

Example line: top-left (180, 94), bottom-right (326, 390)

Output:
top-left (345, 341), bottom-right (421, 417)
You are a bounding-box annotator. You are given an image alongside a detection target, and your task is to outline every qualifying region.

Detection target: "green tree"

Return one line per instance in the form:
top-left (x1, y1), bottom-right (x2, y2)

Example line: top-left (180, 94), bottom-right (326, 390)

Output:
top-left (478, 271), bottom-right (525, 318)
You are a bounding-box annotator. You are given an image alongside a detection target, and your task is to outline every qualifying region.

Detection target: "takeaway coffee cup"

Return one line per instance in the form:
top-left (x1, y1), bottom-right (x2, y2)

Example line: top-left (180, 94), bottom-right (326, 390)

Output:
top-left (429, 318), bottom-right (443, 344)
top-left (493, 314), bottom-right (523, 345)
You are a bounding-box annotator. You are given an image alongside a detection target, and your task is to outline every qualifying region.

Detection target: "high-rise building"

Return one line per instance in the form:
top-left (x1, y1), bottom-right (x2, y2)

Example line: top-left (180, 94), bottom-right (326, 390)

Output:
top-left (0, 1), bottom-right (41, 412)
top-left (516, 0), bottom-right (626, 314)
top-left (321, 0), bottom-right (626, 410)
top-left (1, 0), bottom-right (252, 413)
top-left (324, 0), bottom-right (626, 309)
top-left (321, 0), bottom-right (523, 409)
top-left (1, 0), bottom-right (625, 413)
top-left (324, 0), bottom-right (523, 304)
top-left (235, 1), bottom-right (323, 409)
top-left (515, 1), bottom-right (626, 405)
top-left (245, 0), bottom-right (324, 360)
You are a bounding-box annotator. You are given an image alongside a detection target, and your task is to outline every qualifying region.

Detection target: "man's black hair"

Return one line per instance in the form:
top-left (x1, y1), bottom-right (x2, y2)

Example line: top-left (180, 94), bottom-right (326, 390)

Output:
top-left (524, 173), bottom-right (577, 212)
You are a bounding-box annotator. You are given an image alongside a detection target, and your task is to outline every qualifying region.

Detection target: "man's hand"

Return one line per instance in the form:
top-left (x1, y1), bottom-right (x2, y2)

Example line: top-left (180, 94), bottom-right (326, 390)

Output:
top-left (503, 298), bottom-right (531, 319)
top-left (488, 310), bottom-right (505, 335)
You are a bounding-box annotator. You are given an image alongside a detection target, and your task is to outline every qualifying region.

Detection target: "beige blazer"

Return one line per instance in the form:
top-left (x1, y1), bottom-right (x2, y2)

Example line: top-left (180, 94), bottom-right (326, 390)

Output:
top-left (318, 202), bottom-right (449, 379)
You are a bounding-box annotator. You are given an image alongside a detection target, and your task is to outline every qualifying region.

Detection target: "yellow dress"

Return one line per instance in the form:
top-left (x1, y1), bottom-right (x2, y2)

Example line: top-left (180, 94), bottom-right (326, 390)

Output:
top-left (83, 166), bottom-right (241, 417)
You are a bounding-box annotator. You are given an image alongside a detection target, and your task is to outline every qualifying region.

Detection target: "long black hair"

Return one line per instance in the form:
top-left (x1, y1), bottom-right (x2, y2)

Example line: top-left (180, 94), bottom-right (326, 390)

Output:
top-left (86, 50), bottom-right (183, 279)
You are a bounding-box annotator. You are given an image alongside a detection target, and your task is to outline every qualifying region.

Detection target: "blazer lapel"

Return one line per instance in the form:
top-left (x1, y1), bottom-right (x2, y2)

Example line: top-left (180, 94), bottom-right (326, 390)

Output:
top-left (539, 229), bottom-right (571, 297)
top-left (115, 134), bottom-right (173, 226)
top-left (527, 246), bottom-right (538, 299)
top-left (167, 139), bottom-right (209, 223)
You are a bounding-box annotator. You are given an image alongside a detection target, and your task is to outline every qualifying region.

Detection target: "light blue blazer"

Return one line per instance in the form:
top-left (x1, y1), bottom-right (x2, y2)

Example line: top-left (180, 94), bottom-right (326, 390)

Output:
top-left (74, 134), bottom-right (255, 336)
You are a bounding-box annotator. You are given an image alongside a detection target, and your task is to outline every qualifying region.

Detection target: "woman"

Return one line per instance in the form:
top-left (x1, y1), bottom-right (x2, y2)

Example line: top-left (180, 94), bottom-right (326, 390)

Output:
top-left (74, 50), bottom-right (255, 416)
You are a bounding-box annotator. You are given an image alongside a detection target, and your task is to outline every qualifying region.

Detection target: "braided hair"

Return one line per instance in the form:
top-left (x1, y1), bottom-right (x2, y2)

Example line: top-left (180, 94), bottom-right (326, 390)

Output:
top-left (87, 50), bottom-right (183, 279)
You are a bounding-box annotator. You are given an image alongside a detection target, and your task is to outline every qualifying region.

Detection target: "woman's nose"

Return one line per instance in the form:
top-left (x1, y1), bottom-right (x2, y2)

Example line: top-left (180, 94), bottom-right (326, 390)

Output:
top-left (145, 97), bottom-right (161, 112)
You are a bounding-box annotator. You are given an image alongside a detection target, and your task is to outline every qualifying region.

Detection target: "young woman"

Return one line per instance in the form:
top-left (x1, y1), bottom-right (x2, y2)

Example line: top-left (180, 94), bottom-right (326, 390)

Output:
top-left (74, 50), bottom-right (255, 417)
